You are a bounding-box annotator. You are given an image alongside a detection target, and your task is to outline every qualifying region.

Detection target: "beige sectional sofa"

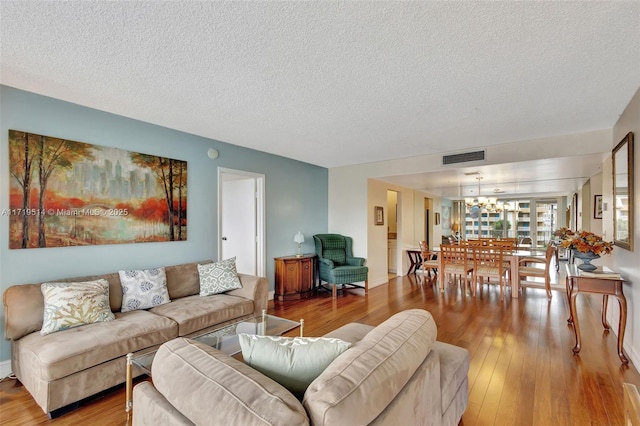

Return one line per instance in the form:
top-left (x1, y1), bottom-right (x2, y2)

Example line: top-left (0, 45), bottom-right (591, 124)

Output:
top-left (133, 309), bottom-right (470, 426)
top-left (2, 260), bottom-right (268, 417)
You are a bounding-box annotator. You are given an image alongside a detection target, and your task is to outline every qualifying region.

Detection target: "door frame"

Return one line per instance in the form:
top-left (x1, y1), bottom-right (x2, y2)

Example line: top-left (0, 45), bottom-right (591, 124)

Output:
top-left (217, 167), bottom-right (266, 277)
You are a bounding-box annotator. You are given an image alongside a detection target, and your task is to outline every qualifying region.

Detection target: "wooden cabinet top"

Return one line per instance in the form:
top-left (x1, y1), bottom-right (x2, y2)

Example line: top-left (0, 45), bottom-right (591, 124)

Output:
top-left (274, 254), bottom-right (317, 261)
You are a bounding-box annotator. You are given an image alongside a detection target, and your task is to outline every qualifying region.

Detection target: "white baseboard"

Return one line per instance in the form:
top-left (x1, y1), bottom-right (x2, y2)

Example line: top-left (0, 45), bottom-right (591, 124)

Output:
top-left (268, 290), bottom-right (274, 301)
top-left (0, 359), bottom-right (12, 379)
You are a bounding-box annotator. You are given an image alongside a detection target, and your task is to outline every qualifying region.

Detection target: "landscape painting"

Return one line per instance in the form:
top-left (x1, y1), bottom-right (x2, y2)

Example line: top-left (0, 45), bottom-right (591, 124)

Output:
top-left (8, 130), bottom-right (187, 249)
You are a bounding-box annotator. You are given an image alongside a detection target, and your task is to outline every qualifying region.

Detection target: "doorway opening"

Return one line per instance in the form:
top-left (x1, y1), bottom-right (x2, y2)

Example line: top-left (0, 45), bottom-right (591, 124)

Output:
top-left (424, 197), bottom-right (433, 248)
top-left (387, 190), bottom-right (398, 274)
top-left (217, 168), bottom-right (265, 276)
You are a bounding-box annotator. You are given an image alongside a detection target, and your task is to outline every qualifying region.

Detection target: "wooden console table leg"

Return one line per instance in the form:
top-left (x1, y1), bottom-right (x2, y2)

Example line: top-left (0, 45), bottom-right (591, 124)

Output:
top-left (566, 277), bottom-right (574, 324)
top-left (616, 295), bottom-right (629, 364)
top-left (601, 295), bottom-right (611, 330)
top-left (570, 291), bottom-right (581, 354)
top-left (125, 353), bottom-right (133, 419)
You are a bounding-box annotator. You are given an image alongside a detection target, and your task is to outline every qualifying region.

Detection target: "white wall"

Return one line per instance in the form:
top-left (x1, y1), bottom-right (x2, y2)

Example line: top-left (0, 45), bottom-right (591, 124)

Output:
top-left (605, 87), bottom-right (640, 368)
top-left (328, 129), bottom-right (611, 272)
top-left (589, 172), bottom-right (604, 236)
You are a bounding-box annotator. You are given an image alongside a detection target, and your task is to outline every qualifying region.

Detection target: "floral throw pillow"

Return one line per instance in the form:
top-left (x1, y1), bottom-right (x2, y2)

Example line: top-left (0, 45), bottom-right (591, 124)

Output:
top-left (198, 257), bottom-right (242, 296)
top-left (119, 267), bottom-right (170, 312)
top-left (41, 279), bottom-right (115, 336)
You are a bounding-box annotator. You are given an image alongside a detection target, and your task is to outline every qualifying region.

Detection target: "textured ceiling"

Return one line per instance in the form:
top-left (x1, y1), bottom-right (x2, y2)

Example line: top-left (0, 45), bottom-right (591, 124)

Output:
top-left (1, 1), bottom-right (639, 173)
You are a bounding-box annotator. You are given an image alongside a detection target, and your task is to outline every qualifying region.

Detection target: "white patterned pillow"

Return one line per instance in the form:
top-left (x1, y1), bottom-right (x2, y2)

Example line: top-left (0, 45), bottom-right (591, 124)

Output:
top-left (41, 279), bottom-right (115, 335)
top-left (198, 257), bottom-right (242, 296)
top-left (119, 267), bottom-right (170, 312)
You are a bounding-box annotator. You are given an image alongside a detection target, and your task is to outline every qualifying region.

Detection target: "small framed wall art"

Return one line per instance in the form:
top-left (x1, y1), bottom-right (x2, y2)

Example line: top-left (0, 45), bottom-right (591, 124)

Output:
top-left (374, 206), bottom-right (384, 226)
top-left (593, 194), bottom-right (603, 219)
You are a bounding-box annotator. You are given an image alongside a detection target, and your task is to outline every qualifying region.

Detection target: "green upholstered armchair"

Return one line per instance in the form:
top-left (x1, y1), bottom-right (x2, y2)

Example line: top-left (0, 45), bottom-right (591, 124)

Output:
top-left (313, 234), bottom-right (369, 298)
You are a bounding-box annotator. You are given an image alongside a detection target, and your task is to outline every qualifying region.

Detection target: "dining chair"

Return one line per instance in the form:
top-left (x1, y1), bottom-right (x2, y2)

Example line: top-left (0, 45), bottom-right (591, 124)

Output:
top-left (520, 236), bottom-right (533, 245)
top-left (490, 240), bottom-right (516, 250)
top-left (489, 240), bottom-right (515, 278)
top-left (496, 238), bottom-right (519, 248)
top-left (418, 240), bottom-right (439, 278)
top-left (440, 244), bottom-right (474, 295)
top-left (471, 246), bottom-right (510, 301)
top-left (466, 239), bottom-right (485, 247)
top-left (518, 244), bottom-right (555, 299)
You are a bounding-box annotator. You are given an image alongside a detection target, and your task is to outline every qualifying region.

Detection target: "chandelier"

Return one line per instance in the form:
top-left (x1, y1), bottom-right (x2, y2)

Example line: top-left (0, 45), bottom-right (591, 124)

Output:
top-left (465, 177), bottom-right (497, 210)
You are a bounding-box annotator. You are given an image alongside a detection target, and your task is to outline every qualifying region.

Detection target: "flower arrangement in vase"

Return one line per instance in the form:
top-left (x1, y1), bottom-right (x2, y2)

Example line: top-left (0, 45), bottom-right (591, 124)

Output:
top-left (553, 228), bottom-right (613, 270)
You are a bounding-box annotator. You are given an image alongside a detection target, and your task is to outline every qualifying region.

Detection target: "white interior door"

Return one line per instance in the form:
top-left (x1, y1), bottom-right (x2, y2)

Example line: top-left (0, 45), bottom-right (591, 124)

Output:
top-left (218, 168), bottom-right (265, 276)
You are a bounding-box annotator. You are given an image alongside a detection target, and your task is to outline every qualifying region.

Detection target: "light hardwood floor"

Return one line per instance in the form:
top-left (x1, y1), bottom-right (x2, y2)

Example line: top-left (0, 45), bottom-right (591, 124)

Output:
top-left (1, 270), bottom-right (639, 425)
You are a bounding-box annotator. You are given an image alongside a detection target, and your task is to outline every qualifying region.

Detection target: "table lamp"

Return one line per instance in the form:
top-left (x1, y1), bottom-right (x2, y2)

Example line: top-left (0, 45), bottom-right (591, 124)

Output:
top-left (294, 232), bottom-right (304, 257)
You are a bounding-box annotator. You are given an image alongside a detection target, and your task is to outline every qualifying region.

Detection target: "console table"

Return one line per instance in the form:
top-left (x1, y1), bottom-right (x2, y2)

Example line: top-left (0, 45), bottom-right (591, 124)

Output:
top-left (406, 249), bottom-right (422, 275)
top-left (274, 254), bottom-right (317, 301)
top-left (565, 264), bottom-right (628, 364)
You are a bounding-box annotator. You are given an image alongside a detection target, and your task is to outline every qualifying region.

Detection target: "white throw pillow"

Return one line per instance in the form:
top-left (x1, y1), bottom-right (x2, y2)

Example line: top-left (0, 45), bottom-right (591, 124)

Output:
top-left (119, 267), bottom-right (170, 312)
top-left (40, 279), bottom-right (115, 335)
top-left (239, 334), bottom-right (351, 396)
top-left (198, 257), bottom-right (242, 296)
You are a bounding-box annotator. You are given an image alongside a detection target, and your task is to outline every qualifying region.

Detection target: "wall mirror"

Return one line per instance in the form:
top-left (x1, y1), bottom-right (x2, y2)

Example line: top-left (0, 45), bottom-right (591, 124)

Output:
top-left (612, 132), bottom-right (634, 251)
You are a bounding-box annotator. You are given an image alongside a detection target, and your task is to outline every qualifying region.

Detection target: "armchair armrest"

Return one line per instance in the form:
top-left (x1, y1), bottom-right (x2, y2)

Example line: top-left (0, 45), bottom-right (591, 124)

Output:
top-left (318, 258), bottom-right (335, 268)
top-left (227, 274), bottom-right (268, 314)
top-left (346, 257), bottom-right (366, 266)
top-left (519, 256), bottom-right (545, 266)
top-left (423, 251), bottom-right (438, 260)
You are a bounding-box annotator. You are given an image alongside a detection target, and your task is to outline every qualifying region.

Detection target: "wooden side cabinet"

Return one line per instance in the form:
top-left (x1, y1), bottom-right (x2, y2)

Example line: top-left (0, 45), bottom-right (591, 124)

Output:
top-left (274, 254), bottom-right (317, 301)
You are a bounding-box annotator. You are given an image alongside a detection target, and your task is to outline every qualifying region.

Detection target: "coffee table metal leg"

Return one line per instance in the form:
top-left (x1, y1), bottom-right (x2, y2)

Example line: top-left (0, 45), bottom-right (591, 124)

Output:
top-left (300, 319), bottom-right (304, 337)
top-left (126, 353), bottom-right (133, 418)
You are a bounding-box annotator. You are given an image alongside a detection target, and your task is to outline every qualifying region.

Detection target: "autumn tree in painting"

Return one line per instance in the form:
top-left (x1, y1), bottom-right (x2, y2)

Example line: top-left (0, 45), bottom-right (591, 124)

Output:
top-left (130, 153), bottom-right (187, 241)
top-left (8, 131), bottom-right (36, 248)
top-left (8, 129), bottom-right (187, 249)
top-left (36, 137), bottom-right (95, 247)
top-left (176, 160), bottom-right (187, 241)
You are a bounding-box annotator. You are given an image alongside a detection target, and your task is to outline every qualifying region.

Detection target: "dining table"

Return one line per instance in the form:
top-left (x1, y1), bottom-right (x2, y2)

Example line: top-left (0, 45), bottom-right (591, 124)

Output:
top-left (436, 246), bottom-right (544, 298)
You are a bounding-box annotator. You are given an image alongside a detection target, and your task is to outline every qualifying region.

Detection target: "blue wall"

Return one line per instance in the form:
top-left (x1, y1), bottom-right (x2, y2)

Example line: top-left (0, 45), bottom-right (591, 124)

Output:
top-left (0, 85), bottom-right (328, 361)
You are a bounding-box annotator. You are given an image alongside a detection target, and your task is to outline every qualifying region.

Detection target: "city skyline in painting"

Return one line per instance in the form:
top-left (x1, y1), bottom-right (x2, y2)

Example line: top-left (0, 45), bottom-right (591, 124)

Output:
top-left (7, 130), bottom-right (187, 249)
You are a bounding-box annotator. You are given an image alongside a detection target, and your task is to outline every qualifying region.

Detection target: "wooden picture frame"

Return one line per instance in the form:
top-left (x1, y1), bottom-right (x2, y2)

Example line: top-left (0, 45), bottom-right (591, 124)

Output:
top-left (435, 212), bottom-right (441, 225)
top-left (593, 194), bottom-right (603, 219)
top-left (613, 132), bottom-right (634, 251)
top-left (374, 206), bottom-right (384, 226)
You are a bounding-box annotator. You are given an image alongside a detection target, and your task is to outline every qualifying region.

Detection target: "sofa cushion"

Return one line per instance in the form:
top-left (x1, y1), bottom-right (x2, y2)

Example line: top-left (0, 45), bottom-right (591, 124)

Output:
top-left (3, 273), bottom-right (123, 340)
top-left (4, 283), bottom-right (48, 341)
top-left (197, 258), bottom-right (242, 296)
top-left (40, 279), bottom-right (115, 335)
top-left (152, 338), bottom-right (309, 426)
top-left (165, 261), bottom-right (211, 300)
top-left (322, 322), bottom-right (373, 344)
top-left (149, 294), bottom-right (253, 336)
top-left (239, 335), bottom-right (351, 397)
top-left (303, 309), bottom-right (437, 425)
top-left (120, 267), bottom-right (171, 312)
top-left (14, 310), bottom-right (177, 382)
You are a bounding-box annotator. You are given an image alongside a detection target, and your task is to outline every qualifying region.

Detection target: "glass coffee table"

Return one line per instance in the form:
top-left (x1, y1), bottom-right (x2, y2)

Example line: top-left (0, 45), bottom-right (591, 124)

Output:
top-left (125, 310), bottom-right (302, 417)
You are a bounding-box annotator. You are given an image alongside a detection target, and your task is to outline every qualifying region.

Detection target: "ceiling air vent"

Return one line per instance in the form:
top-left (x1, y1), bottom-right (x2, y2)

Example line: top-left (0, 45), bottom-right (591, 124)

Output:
top-left (442, 150), bottom-right (485, 165)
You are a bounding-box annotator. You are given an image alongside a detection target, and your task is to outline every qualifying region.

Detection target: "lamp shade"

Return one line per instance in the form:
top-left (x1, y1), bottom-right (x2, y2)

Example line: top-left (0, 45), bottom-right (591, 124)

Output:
top-left (293, 232), bottom-right (304, 244)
